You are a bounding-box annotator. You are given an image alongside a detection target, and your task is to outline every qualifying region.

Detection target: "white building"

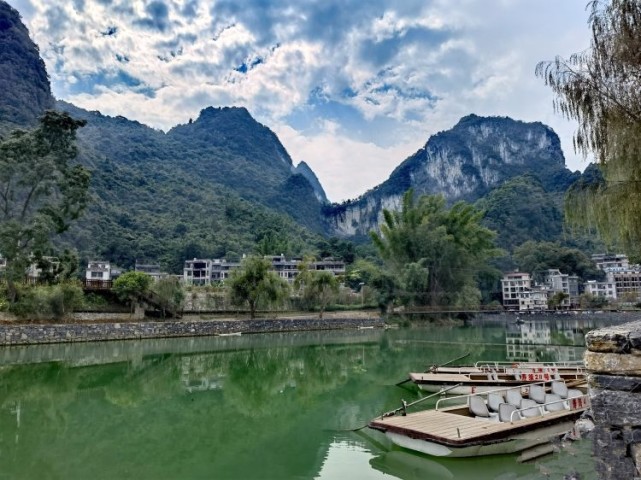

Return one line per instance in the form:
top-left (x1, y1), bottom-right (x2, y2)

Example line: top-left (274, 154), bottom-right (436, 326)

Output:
top-left (584, 279), bottom-right (617, 300)
top-left (592, 253), bottom-right (629, 271)
top-left (501, 272), bottom-right (533, 311)
top-left (545, 269), bottom-right (579, 308)
top-left (86, 261), bottom-right (112, 282)
top-left (183, 256), bottom-right (346, 286)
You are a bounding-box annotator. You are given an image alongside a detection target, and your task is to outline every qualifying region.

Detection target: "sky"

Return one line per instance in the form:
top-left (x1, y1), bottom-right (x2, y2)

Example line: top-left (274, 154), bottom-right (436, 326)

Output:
top-left (9, 0), bottom-right (593, 202)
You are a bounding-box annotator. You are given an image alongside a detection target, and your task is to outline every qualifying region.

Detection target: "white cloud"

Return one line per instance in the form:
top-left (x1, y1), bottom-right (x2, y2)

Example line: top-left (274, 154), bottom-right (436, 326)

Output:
top-left (8, 0), bottom-right (594, 201)
top-left (275, 124), bottom-right (419, 202)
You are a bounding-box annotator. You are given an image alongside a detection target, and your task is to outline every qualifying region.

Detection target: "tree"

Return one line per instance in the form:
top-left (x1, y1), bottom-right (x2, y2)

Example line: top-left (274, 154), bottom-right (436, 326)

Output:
top-left (229, 256), bottom-right (289, 318)
top-left (548, 291), bottom-right (570, 310)
top-left (513, 241), bottom-right (602, 282)
top-left (370, 190), bottom-right (499, 307)
top-left (536, 0), bottom-right (641, 255)
top-left (112, 271), bottom-right (152, 313)
top-left (346, 258), bottom-right (398, 313)
top-left (0, 111), bottom-right (89, 301)
top-left (294, 263), bottom-right (339, 318)
top-left (151, 276), bottom-right (185, 318)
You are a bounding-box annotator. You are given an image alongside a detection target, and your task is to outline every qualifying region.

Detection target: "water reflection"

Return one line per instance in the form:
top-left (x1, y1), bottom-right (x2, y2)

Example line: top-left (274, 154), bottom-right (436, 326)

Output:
top-left (504, 315), bottom-right (607, 362)
top-left (0, 318), bottom-right (623, 479)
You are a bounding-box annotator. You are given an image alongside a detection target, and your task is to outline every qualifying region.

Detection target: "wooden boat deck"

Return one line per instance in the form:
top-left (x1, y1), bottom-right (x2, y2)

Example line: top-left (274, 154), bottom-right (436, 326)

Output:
top-left (369, 406), bottom-right (583, 447)
top-left (410, 372), bottom-right (585, 385)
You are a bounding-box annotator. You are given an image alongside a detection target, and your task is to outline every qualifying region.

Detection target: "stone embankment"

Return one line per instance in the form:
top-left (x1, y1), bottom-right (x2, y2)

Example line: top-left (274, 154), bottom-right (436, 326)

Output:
top-left (585, 320), bottom-right (641, 479)
top-left (0, 313), bottom-right (383, 346)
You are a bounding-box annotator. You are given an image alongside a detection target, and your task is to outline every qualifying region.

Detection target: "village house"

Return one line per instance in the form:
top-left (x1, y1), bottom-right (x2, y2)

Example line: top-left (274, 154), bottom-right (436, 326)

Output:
top-left (544, 269), bottom-right (579, 307)
top-left (134, 261), bottom-right (167, 282)
top-left (590, 253), bottom-right (641, 302)
top-left (183, 255), bottom-right (346, 286)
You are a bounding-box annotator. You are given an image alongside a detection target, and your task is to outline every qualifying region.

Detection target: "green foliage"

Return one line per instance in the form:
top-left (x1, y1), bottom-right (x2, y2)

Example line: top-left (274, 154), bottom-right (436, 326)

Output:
top-left (51, 102), bottom-right (324, 274)
top-left (294, 262), bottom-right (339, 318)
top-left (579, 293), bottom-right (609, 309)
top-left (112, 271), bottom-right (152, 311)
top-left (151, 277), bottom-right (185, 318)
top-left (513, 241), bottom-right (601, 282)
top-left (8, 281), bottom-right (84, 320)
top-left (229, 256), bottom-right (290, 318)
top-left (316, 237), bottom-right (356, 263)
top-left (0, 3), bottom-right (54, 134)
top-left (346, 259), bottom-right (398, 312)
top-left (0, 111), bottom-right (89, 300)
top-left (548, 291), bottom-right (569, 309)
top-left (370, 190), bottom-right (500, 308)
top-left (537, 0), bottom-right (641, 256)
top-left (476, 175), bottom-right (563, 251)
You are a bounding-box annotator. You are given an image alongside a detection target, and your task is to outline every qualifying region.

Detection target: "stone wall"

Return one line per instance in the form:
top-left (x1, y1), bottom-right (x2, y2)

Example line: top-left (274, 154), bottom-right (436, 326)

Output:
top-left (0, 316), bottom-right (383, 345)
top-left (585, 320), bottom-right (641, 479)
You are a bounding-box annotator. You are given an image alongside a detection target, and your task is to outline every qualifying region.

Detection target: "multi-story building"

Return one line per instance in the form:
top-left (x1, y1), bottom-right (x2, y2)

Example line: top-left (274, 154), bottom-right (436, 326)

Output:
top-left (592, 253), bottom-right (629, 271)
top-left (86, 261), bottom-right (112, 281)
top-left (611, 267), bottom-right (641, 301)
top-left (545, 269), bottom-right (579, 307)
top-left (584, 279), bottom-right (617, 300)
top-left (589, 253), bottom-right (641, 302)
top-left (183, 259), bottom-right (214, 286)
top-left (211, 259), bottom-right (241, 282)
top-left (183, 256), bottom-right (346, 286)
top-left (501, 272), bottom-right (533, 311)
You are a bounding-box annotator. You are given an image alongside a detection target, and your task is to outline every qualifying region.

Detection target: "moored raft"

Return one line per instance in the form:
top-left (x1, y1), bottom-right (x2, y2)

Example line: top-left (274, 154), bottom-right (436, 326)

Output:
top-left (410, 360), bottom-right (585, 394)
top-left (368, 381), bottom-right (589, 458)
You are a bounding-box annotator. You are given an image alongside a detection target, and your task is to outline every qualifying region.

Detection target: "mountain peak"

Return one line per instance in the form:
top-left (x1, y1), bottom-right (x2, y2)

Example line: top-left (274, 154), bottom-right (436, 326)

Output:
top-left (294, 161), bottom-right (329, 203)
top-left (198, 106), bottom-right (252, 122)
top-left (0, 1), bottom-right (54, 134)
top-left (326, 114), bottom-right (578, 237)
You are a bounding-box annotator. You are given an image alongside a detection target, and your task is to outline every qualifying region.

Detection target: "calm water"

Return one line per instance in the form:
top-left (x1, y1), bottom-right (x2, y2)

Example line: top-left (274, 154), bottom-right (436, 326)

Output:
top-left (0, 315), bottom-right (622, 479)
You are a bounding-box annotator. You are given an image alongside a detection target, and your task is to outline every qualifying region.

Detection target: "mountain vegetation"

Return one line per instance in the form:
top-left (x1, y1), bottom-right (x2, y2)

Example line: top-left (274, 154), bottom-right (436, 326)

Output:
top-left (0, 111), bottom-right (90, 300)
top-left (325, 114), bottom-right (582, 238)
top-left (476, 174), bottom-right (564, 251)
top-left (53, 102), bottom-right (326, 272)
top-left (370, 190), bottom-right (500, 309)
top-left (0, 0), bottom-right (607, 307)
top-left (0, 2), bottom-right (53, 135)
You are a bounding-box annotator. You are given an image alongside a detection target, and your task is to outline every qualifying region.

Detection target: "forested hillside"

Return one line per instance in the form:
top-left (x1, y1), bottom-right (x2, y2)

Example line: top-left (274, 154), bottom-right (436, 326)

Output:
top-left (0, 0), bottom-right (601, 278)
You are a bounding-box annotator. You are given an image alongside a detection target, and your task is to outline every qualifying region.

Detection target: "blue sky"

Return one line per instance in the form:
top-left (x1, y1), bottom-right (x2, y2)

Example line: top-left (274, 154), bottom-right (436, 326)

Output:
top-left (10, 0), bottom-right (592, 201)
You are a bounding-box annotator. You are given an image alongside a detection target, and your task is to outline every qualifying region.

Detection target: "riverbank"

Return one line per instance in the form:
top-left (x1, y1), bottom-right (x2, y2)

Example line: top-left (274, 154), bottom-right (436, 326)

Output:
top-left (0, 312), bottom-right (384, 345)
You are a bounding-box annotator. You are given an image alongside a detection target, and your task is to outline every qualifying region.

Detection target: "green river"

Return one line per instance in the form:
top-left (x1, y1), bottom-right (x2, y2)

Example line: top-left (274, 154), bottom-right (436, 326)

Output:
top-left (0, 315), bottom-right (619, 479)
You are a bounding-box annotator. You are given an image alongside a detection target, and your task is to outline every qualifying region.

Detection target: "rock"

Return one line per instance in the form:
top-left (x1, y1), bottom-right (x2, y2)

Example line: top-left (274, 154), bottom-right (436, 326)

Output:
top-left (585, 320), bottom-right (641, 354)
top-left (584, 351), bottom-right (641, 375)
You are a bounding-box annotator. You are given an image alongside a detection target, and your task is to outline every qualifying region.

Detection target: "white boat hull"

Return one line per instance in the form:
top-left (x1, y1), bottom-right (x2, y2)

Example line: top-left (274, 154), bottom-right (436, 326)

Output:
top-left (385, 420), bottom-right (576, 458)
top-left (416, 383), bottom-right (506, 395)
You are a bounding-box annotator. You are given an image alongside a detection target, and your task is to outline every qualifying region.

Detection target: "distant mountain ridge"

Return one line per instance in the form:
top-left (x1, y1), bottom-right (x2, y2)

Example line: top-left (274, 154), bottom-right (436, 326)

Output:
top-left (0, 0), bottom-right (595, 271)
top-left (0, 1), bottom-right (327, 272)
top-left (324, 114), bottom-right (581, 237)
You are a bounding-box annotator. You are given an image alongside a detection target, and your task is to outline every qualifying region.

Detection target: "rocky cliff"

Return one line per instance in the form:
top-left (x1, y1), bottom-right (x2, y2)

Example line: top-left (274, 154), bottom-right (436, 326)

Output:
top-left (325, 114), bottom-right (580, 237)
top-left (0, 2), bottom-right (54, 134)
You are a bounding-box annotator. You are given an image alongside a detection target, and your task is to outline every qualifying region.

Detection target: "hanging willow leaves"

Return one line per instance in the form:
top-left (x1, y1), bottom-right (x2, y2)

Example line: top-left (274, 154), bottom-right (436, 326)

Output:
top-left (536, 0), bottom-right (641, 254)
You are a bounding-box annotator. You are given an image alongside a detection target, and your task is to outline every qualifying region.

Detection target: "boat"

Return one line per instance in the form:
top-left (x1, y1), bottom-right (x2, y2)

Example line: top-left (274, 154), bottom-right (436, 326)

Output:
top-left (410, 361), bottom-right (585, 395)
top-left (368, 381), bottom-right (589, 458)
